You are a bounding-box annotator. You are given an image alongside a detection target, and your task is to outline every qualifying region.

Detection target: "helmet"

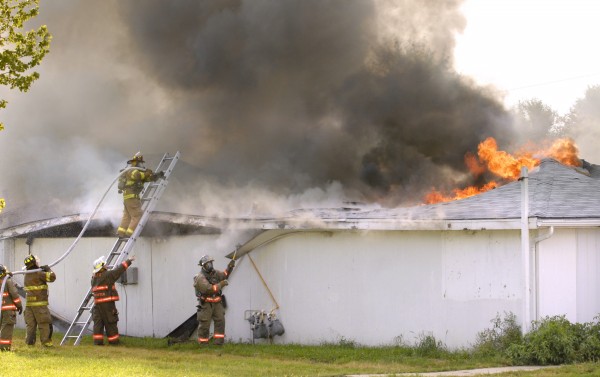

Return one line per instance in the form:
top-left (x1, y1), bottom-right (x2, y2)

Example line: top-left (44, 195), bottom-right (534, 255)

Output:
top-left (24, 255), bottom-right (38, 269)
top-left (198, 255), bottom-right (214, 267)
top-left (127, 151), bottom-right (145, 165)
top-left (0, 264), bottom-right (6, 278)
top-left (93, 256), bottom-right (107, 273)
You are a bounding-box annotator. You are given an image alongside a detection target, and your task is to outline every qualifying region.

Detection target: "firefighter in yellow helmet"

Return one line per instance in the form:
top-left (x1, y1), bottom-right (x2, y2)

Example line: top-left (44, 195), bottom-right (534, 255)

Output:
top-left (23, 255), bottom-right (56, 347)
top-left (116, 152), bottom-right (163, 238)
top-left (193, 255), bottom-right (235, 345)
top-left (91, 255), bottom-right (135, 345)
top-left (0, 265), bottom-right (23, 351)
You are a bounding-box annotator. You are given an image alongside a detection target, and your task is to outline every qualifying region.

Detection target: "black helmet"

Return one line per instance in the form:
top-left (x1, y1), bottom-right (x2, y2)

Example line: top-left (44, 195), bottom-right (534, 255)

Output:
top-left (0, 264), bottom-right (6, 278)
top-left (199, 255), bottom-right (215, 272)
top-left (198, 255), bottom-right (214, 267)
top-left (24, 254), bottom-right (38, 269)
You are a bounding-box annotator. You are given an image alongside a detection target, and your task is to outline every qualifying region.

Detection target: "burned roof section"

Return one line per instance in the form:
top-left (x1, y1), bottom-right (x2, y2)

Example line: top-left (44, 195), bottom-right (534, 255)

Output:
top-left (2, 158), bottom-right (600, 240)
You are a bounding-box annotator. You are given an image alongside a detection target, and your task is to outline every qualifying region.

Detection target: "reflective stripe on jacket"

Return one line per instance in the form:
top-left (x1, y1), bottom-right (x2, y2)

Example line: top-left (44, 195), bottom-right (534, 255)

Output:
top-left (194, 269), bottom-right (227, 304)
top-left (1, 278), bottom-right (22, 311)
top-left (91, 261), bottom-right (131, 304)
top-left (24, 269), bottom-right (56, 308)
top-left (122, 168), bottom-right (154, 200)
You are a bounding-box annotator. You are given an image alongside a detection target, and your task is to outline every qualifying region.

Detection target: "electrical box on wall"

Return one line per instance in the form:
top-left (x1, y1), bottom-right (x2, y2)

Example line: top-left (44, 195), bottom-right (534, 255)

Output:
top-left (119, 267), bottom-right (138, 285)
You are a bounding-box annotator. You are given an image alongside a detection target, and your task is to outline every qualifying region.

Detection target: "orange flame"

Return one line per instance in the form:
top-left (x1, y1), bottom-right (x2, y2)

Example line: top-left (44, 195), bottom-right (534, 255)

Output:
top-left (424, 137), bottom-right (580, 204)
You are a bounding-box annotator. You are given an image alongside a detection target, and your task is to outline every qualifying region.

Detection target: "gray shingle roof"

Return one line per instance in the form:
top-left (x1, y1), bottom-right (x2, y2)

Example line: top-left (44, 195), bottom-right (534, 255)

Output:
top-left (290, 158), bottom-right (600, 222)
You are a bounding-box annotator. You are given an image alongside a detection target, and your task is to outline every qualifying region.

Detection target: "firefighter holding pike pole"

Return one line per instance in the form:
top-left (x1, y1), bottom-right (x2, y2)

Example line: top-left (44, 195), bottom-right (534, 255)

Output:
top-left (193, 252), bottom-right (236, 346)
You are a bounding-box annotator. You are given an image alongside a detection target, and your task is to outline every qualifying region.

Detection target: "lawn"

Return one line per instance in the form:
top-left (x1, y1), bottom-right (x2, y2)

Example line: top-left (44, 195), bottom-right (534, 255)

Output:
top-left (2, 330), bottom-right (600, 377)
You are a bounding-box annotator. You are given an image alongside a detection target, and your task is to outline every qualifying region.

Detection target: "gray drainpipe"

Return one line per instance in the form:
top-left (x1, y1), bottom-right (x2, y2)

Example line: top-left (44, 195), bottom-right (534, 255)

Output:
top-left (520, 166), bottom-right (531, 334)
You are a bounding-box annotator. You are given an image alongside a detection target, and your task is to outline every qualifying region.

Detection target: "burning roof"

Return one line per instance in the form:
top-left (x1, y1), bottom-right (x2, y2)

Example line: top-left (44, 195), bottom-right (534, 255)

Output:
top-left (424, 137), bottom-right (581, 204)
top-left (2, 158), bottom-right (600, 240)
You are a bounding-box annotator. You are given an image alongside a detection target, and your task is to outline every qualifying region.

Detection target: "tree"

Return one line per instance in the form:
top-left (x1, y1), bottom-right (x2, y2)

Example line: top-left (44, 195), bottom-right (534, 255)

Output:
top-left (1, 0), bottom-right (51, 131)
top-left (0, 0), bottom-right (50, 213)
top-left (562, 85), bottom-right (600, 161)
top-left (512, 99), bottom-right (561, 141)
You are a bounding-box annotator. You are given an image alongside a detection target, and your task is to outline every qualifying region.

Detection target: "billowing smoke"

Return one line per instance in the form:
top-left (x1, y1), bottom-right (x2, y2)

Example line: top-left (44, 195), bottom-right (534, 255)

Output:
top-left (0, 0), bottom-right (517, 225)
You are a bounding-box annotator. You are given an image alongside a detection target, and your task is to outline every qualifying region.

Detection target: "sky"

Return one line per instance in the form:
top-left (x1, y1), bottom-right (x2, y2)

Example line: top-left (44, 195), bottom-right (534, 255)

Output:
top-left (1, 0), bottom-right (600, 224)
top-left (454, 0), bottom-right (600, 115)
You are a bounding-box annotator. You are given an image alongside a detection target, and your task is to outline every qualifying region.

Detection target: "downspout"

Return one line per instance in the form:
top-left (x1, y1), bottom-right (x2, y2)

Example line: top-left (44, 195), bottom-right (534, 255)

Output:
top-left (520, 166), bottom-right (531, 334)
top-left (532, 226), bottom-right (554, 323)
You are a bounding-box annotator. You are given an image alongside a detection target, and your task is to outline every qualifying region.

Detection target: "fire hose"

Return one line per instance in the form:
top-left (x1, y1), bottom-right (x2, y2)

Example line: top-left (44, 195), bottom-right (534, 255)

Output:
top-left (0, 166), bottom-right (143, 323)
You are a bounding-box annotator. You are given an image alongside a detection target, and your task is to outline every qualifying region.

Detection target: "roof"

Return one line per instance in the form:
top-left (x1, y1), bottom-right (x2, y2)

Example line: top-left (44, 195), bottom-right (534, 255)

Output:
top-left (343, 158), bottom-right (600, 221)
top-left (2, 158), bottom-right (600, 241)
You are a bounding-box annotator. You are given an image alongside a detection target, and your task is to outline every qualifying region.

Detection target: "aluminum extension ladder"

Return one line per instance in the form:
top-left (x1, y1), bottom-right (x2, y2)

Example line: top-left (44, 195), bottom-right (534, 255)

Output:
top-left (60, 151), bottom-right (180, 345)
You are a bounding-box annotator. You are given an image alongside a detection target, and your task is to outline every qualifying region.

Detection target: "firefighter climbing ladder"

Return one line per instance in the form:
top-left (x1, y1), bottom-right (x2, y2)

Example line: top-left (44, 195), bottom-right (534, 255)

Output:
top-left (60, 151), bottom-right (180, 346)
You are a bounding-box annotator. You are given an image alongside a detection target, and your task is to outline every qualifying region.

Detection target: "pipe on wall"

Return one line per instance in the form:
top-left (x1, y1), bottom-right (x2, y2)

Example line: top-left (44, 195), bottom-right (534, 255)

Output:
top-left (520, 166), bottom-right (531, 334)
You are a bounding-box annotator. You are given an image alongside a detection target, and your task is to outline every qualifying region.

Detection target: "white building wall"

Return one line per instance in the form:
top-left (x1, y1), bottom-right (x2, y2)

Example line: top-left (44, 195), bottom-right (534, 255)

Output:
top-left (225, 229), bottom-right (523, 348)
top-left (5, 234), bottom-right (237, 339)
top-left (576, 228), bottom-right (600, 322)
top-left (537, 228), bottom-right (600, 323)
top-left (7, 226), bottom-right (598, 348)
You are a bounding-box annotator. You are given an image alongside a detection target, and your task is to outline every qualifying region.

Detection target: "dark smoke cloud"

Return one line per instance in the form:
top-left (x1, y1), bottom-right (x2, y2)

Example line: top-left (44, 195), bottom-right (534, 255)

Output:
top-left (0, 0), bottom-right (517, 225)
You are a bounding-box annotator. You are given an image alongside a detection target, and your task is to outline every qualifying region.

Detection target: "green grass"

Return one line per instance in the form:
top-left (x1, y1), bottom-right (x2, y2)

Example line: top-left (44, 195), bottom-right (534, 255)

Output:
top-left (2, 329), bottom-right (600, 377)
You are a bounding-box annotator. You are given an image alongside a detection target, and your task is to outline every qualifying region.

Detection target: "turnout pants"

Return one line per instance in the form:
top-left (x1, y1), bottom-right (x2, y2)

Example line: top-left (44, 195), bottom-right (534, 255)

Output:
top-left (197, 301), bottom-right (225, 345)
top-left (0, 311), bottom-right (16, 350)
top-left (118, 198), bottom-right (143, 236)
top-left (24, 306), bottom-right (53, 346)
top-left (93, 302), bottom-right (120, 345)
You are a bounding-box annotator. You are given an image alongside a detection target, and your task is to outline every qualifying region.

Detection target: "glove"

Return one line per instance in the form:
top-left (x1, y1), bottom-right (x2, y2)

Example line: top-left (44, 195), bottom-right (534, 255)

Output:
top-left (17, 307), bottom-right (22, 315)
top-left (219, 280), bottom-right (229, 288)
top-left (40, 265), bottom-right (50, 272)
top-left (228, 260), bottom-right (235, 269)
top-left (158, 171), bottom-right (166, 179)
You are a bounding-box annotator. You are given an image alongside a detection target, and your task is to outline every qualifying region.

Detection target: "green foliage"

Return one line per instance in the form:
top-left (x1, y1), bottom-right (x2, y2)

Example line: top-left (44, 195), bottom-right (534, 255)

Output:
top-left (0, 0), bottom-right (51, 129)
top-left (506, 315), bottom-right (600, 365)
top-left (473, 312), bottom-right (522, 357)
top-left (413, 332), bottom-right (447, 358)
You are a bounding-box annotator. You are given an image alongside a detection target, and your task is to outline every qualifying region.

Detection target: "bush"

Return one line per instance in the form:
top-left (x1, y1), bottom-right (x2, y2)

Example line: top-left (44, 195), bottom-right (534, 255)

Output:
top-left (505, 315), bottom-right (600, 365)
top-left (511, 315), bottom-right (575, 365)
top-left (474, 312), bottom-right (522, 357)
top-left (573, 316), bottom-right (600, 363)
top-left (414, 332), bottom-right (446, 357)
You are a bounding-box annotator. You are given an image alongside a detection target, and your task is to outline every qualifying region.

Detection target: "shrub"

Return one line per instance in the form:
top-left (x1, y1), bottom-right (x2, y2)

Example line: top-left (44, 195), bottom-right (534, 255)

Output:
top-left (474, 312), bottom-right (522, 357)
top-left (414, 332), bottom-right (446, 357)
top-left (508, 315), bottom-right (576, 365)
top-left (574, 315), bottom-right (600, 363)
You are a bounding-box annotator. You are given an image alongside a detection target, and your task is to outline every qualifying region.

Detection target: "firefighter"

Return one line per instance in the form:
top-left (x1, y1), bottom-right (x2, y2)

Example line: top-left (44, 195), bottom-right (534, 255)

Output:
top-left (116, 152), bottom-right (163, 238)
top-left (23, 255), bottom-right (56, 347)
top-left (0, 265), bottom-right (23, 351)
top-left (193, 254), bottom-right (235, 345)
top-left (91, 255), bottom-right (135, 345)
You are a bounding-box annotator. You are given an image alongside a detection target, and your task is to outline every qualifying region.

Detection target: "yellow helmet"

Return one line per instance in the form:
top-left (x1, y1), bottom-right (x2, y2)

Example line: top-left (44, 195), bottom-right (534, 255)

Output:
top-left (127, 151), bottom-right (145, 165)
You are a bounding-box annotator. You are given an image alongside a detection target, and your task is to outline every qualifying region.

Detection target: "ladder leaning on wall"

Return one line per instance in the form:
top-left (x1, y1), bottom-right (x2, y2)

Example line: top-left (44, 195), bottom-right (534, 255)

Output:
top-left (60, 151), bottom-right (180, 346)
